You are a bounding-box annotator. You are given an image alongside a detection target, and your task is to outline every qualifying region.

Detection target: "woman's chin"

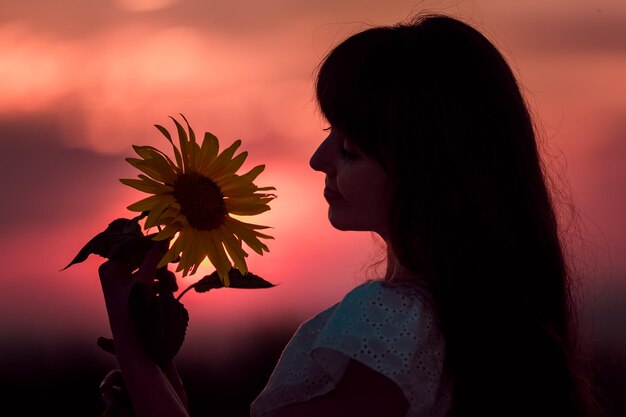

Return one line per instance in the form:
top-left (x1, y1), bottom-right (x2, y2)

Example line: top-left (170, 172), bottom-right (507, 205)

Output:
top-left (327, 210), bottom-right (352, 231)
top-left (328, 210), bottom-right (365, 232)
top-left (327, 209), bottom-right (387, 237)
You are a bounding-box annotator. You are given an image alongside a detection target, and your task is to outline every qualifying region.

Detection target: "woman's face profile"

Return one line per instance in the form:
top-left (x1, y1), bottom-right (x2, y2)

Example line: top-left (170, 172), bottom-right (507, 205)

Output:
top-left (309, 127), bottom-right (392, 239)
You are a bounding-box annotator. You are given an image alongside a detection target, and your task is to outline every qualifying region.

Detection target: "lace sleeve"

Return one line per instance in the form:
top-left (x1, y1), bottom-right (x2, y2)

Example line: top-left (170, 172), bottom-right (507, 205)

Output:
top-left (310, 281), bottom-right (448, 416)
top-left (249, 280), bottom-right (453, 417)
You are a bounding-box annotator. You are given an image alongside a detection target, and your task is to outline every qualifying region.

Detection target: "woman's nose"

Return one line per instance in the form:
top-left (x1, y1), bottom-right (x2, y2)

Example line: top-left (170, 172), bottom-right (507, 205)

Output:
top-left (309, 136), bottom-right (334, 174)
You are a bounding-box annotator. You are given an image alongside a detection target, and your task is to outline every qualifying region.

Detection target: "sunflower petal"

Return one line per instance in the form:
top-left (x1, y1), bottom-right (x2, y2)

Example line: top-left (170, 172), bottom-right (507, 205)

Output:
top-left (219, 178), bottom-right (255, 195)
top-left (158, 207), bottom-right (180, 221)
top-left (133, 145), bottom-right (180, 175)
top-left (155, 123), bottom-right (184, 171)
top-left (203, 140), bottom-right (241, 178)
top-left (180, 113), bottom-right (197, 147)
top-left (120, 178), bottom-right (167, 194)
top-left (127, 194), bottom-right (174, 213)
top-left (182, 230), bottom-right (202, 275)
top-left (157, 234), bottom-right (183, 268)
top-left (174, 232), bottom-right (191, 274)
top-left (225, 195), bottom-right (274, 205)
top-left (240, 164), bottom-right (265, 183)
top-left (220, 151), bottom-right (248, 177)
top-left (190, 142), bottom-right (203, 172)
top-left (132, 152), bottom-right (179, 183)
top-left (226, 204), bottom-right (271, 216)
top-left (153, 223), bottom-right (180, 241)
top-left (226, 216), bottom-right (274, 230)
top-left (200, 231), bottom-right (218, 268)
top-left (225, 219), bottom-right (271, 255)
top-left (157, 250), bottom-right (174, 269)
top-left (208, 230), bottom-right (232, 285)
top-left (214, 233), bottom-right (233, 277)
top-left (170, 116), bottom-right (190, 173)
top-left (218, 225), bottom-right (248, 274)
top-left (132, 145), bottom-right (155, 160)
top-left (197, 132), bottom-right (219, 173)
top-left (155, 124), bottom-right (173, 142)
top-left (145, 197), bottom-right (177, 229)
top-left (136, 174), bottom-right (169, 189)
top-left (125, 158), bottom-right (166, 182)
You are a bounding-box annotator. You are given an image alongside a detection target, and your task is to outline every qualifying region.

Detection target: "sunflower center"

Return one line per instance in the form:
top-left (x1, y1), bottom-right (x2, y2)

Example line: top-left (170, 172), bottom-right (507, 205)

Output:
top-left (173, 171), bottom-right (226, 230)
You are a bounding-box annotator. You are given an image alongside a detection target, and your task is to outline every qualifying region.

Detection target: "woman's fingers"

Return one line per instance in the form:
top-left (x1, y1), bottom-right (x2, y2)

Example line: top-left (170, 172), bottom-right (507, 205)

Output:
top-left (100, 368), bottom-right (124, 393)
top-left (133, 241), bottom-right (169, 288)
top-left (100, 369), bottom-right (133, 417)
top-left (98, 260), bottom-right (135, 302)
top-left (99, 259), bottom-right (134, 281)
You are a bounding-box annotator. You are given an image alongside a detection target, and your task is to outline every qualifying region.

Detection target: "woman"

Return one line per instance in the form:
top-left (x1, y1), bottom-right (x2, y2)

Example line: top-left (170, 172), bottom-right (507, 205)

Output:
top-left (99, 13), bottom-right (602, 417)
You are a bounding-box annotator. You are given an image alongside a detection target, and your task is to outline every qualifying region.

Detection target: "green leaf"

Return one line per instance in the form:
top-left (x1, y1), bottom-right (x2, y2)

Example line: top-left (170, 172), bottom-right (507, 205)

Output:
top-left (61, 213), bottom-right (157, 271)
top-left (129, 283), bottom-right (189, 368)
top-left (193, 268), bottom-right (277, 293)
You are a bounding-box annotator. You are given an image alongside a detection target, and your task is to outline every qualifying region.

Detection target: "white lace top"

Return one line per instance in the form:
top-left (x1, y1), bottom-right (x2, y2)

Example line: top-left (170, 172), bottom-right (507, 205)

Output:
top-left (250, 279), bottom-right (454, 417)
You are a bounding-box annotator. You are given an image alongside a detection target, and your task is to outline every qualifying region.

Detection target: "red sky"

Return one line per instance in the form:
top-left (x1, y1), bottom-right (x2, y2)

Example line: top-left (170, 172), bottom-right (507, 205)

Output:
top-left (2, 0), bottom-right (626, 356)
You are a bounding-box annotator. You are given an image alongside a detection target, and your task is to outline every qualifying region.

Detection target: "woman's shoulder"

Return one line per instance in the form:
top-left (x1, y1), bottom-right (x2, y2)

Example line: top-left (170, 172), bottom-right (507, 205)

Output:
top-left (308, 278), bottom-right (452, 417)
top-left (340, 278), bottom-right (437, 316)
top-left (250, 278), bottom-right (452, 417)
top-left (320, 278), bottom-right (443, 349)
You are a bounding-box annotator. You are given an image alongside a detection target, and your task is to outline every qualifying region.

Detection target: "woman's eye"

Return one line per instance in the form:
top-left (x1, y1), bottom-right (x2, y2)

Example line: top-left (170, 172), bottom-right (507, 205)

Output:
top-left (323, 126), bottom-right (332, 132)
top-left (339, 146), bottom-right (358, 161)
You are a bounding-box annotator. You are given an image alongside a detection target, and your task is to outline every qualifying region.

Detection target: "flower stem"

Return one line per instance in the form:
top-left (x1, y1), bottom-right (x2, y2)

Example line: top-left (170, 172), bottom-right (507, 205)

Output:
top-left (176, 282), bottom-right (197, 301)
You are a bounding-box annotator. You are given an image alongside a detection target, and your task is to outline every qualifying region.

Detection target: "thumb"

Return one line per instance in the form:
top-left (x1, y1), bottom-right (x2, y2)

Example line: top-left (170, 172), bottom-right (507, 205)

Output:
top-left (133, 240), bottom-right (169, 288)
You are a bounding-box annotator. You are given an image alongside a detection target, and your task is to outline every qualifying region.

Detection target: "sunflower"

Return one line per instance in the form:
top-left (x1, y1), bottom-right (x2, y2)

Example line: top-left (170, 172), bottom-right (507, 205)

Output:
top-left (120, 114), bottom-right (276, 286)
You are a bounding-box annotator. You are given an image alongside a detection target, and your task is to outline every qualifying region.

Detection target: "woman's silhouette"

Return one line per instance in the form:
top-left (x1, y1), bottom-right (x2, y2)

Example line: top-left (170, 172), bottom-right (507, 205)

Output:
top-left (98, 13), bottom-right (603, 417)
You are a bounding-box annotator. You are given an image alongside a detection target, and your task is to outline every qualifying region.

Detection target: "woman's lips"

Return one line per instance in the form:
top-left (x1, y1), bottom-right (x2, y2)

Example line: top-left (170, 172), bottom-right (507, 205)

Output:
top-left (324, 187), bottom-right (342, 201)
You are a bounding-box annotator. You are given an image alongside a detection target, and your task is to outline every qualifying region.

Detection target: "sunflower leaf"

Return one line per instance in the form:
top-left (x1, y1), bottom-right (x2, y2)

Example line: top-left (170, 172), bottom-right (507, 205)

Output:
top-left (129, 283), bottom-right (189, 368)
top-left (61, 213), bottom-right (154, 271)
top-left (193, 268), bottom-right (276, 293)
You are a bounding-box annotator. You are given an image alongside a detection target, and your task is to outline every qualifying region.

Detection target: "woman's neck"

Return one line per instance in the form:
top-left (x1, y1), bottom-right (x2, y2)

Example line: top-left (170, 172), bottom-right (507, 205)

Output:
top-left (386, 249), bottom-right (423, 283)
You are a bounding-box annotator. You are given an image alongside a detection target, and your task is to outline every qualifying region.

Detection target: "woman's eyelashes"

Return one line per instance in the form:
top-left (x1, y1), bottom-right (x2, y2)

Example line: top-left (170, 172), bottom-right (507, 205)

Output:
top-left (322, 126), bottom-right (358, 161)
top-left (339, 145), bottom-right (358, 161)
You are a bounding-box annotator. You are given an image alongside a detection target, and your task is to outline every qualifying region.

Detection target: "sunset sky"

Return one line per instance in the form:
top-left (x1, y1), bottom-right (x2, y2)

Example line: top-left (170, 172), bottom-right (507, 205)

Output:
top-left (2, 0), bottom-right (626, 360)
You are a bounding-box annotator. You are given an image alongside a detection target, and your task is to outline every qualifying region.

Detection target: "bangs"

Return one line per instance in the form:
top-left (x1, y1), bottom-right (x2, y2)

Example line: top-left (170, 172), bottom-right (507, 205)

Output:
top-left (315, 34), bottom-right (366, 132)
top-left (314, 27), bottom-right (399, 152)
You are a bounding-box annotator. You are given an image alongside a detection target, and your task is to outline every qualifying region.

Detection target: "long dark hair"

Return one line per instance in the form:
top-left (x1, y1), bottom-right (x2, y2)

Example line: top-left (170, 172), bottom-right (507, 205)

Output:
top-left (315, 13), bottom-right (602, 417)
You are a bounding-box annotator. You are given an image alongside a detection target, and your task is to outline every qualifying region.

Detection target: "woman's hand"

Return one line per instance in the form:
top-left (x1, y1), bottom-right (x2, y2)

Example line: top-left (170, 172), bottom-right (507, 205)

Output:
top-left (98, 241), bottom-right (190, 417)
top-left (100, 368), bottom-right (134, 417)
top-left (98, 241), bottom-right (168, 327)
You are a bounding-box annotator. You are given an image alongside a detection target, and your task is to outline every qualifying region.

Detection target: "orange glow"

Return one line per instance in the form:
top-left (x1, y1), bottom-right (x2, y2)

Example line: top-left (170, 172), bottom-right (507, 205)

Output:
top-left (0, 23), bottom-right (79, 111)
top-left (116, 0), bottom-right (179, 13)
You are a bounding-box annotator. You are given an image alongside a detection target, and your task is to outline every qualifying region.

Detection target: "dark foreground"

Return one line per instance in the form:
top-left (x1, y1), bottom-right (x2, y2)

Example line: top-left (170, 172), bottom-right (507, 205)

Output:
top-left (1, 326), bottom-right (625, 417)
